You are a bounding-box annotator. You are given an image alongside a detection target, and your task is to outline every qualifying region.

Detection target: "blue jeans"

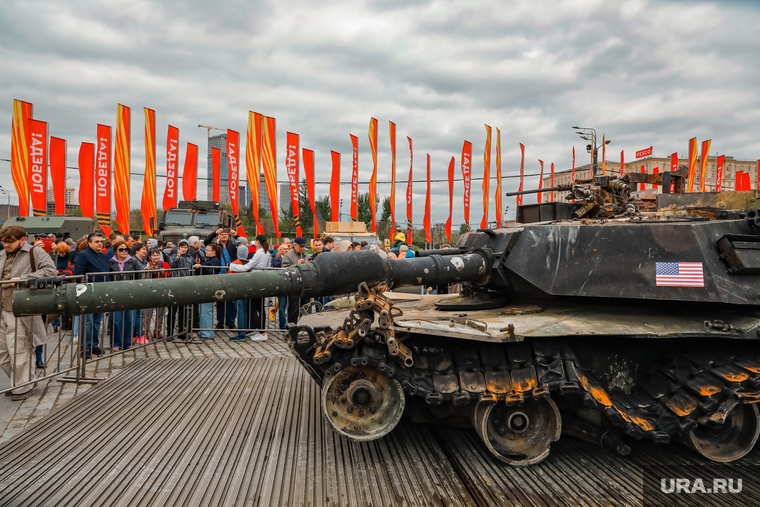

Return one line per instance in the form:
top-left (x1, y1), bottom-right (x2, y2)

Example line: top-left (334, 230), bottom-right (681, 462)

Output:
top-left (199, 303), bottom-right (214, 338)
top-left (236, 300), bottom-right (248, 339)
top-left (110, 311), bottom-right (133, 349)
top-left (278, 296), bottom-right (287, 329)
top-left (80, 313), bottom-right (103, 351)
top-left (132, 309), bottom-right (144, 338)
top-left (216, 301), bottom-right (236, 328)
top-left (35, 345), bottom-right (43, 363)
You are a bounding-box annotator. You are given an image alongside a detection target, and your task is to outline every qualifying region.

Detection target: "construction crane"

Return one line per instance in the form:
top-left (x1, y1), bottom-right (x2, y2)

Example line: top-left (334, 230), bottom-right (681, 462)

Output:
top-left (198, 125), bottom-right (225, 138)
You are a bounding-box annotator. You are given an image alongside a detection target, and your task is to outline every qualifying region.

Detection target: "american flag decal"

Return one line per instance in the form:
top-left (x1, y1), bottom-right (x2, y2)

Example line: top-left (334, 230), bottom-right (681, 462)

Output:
top-left (656, 262), bottom-right (704, 287)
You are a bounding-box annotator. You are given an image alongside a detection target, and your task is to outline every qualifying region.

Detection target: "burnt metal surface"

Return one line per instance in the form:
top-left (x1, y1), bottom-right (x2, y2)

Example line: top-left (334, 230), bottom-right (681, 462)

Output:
top-left (2, 356), bottom-right (756, 506)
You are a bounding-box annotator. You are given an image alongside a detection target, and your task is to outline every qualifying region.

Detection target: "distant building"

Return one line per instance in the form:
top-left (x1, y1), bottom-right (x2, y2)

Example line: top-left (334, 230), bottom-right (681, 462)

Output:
top-left (541, 156), bottom-right (759, 202)
top-left (0, 204), bottom-right (20, 221)
top-left (205, 133), bottom-right (262, 209)
top-left (279, 183), bottom-right (291, 214)
top-left (46, 187), bottom-right (77, 214)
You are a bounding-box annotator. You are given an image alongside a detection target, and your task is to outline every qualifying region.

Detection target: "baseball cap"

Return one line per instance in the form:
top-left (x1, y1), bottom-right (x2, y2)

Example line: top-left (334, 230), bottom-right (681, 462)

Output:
top-left (256, 234), bottom-right (267, 243)
top-left (294, 237), bottom-right (306, 247)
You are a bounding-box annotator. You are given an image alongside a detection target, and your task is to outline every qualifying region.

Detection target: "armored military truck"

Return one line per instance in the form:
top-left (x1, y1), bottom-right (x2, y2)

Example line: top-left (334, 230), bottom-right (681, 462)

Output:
top-left (1, 216), bottom-right (94, 240)
top-left (157, 201), bottom-right (233, 244)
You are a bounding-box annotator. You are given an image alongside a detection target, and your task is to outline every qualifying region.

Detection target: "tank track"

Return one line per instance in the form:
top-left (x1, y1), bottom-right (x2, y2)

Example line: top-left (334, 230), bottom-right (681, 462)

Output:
top-left (293, 289), bottom-right (760, 445)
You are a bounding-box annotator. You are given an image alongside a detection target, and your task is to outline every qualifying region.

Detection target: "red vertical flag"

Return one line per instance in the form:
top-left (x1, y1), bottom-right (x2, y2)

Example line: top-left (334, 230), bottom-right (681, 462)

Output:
top-left (28, 119), bottom-right (48, 216)
top-left (389, 121), bottom-right (396, 240)
top-left (743, 172), bottom-right (751, 191)
top-left (368, 118), bottom-right (378, 233)
top-left (211, 148), bottom-right (221, 202)
top-left (699, 139), bottom-right (711, 192)
top-left (482, 125), bottom-right (491, 229)
top-left (517, 143), bottom-right (525, 206)
top-left (330, 151), bottom-right (340, 221)
top-left (424, 154), bottom-right (431, 243)
top-left (245, 111), bottom-right (263, 233)
top-left (602, 135), bottom-right (606, 175)
top-left (736, 171), bottom-right (744, 191)
top-left (537, 160), bottom-right (544, 203)
top-left (114, 104), bottom-right (131, 234)
top-left (227, 129), bottom-right (245, 237)
top-left (670, 152), bottom-right (678, 193)
top-left (495, 128), bottom-right (502, 228)
top-left (640, 166), bottom-right (646, 191)
top-left (620, 150), bottom-right (625, 175)
top-left (550, 163), bottom-right (555, 202)
top-left (95, 124), bottom-right (112, 235)
top-left (716, 155), bottom-right (724, 192)
top-left (303, 148), bottom-right (318, 238)
top-left (11, 99), bottom-right (33, 217)
top-left (163, 126), bottom-right (179, 210)
top-left (446, 157), bottom-right (454, 243)
top-left (461, 140), bottom-right (472, 232)
top-left (687, 137), bottom-right (698, 192)
top-left (182, 143), bottom-right (198, 200)
top-left (262, 116), bottom-right (280, 238)
top-left (141, 108), bottom-right (156, 236)
top-left (571, 147), bottom-right (575, 182)
top-left (350, 134), bottom-right (359, 222)
top-left (78, 143), bottom-right (95, 220)
top-left (50, 137), bottom-right (66, 215)
top-left (286, 132), bottom-right (301, 237)
top-left (406, 137), bottom-right (413, 243)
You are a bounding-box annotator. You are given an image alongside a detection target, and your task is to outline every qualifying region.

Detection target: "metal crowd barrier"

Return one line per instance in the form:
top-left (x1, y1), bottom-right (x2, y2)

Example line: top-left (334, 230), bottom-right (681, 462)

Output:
top-left (0, 261), bottom-right (326, 395)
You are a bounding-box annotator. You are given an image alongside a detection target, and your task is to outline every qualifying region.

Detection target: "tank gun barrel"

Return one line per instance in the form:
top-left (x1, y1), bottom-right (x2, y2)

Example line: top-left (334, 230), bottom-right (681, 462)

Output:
top-left (12, 250), bottom-right (491, 317)
top-left (505, 184), bottom-right (572, 197)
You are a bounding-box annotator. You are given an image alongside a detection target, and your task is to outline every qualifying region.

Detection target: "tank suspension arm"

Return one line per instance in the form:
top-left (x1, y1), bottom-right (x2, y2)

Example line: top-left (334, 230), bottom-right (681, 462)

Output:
top-left (12, 250), bottom-right (492, 316)
top-left (505, 184), bottom-right (572, 197)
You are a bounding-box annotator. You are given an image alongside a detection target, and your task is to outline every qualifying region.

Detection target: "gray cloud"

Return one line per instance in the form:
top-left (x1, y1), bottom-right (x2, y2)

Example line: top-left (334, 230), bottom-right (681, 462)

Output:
top-left (1, 0), bottom-right (759, 229)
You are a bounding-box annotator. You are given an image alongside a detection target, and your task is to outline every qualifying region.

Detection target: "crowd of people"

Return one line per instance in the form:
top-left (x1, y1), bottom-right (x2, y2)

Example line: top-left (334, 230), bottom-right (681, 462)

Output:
top-left (0, 223), bottom-right (457, 401)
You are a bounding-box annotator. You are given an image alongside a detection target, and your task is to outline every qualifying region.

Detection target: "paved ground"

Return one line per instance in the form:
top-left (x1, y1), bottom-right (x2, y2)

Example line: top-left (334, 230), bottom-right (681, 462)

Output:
top-left (0, 328), bottom-right (291, 445)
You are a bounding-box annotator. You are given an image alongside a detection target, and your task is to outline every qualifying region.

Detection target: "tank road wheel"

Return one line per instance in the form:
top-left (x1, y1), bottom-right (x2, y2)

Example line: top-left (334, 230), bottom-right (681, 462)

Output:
top-left (321, 366), bottom-right (405, 441)
top-left (681, 403), bottom-right (760, 462)
top-left (472, 397), bottom-right (562, 466)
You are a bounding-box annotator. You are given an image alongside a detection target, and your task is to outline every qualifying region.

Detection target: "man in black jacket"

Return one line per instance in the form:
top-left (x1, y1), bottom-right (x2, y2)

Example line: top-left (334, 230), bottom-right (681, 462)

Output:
top-left (203, 228), bottom-right (237, 328)
top-left (73, 233), bottom-right (111, 357)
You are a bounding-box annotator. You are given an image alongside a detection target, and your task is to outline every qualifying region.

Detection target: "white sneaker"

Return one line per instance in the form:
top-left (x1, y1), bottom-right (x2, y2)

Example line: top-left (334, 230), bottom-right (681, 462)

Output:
top-left (248, 332), bottom-right (268, 342)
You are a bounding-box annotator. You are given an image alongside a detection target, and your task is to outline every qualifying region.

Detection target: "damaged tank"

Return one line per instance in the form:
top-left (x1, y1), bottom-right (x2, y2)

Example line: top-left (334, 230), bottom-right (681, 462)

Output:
top-left (12, 172), bottom-right (760, 466)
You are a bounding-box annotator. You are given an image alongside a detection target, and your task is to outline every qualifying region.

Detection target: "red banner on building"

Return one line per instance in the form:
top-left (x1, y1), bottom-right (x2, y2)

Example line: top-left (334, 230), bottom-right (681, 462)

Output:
top-left (95, 124), bottom-right (112, 236)
top-left (245, 111), bottom-right (263, 233)
top-left (537, 159), bottom-right (544, 203)
top-left (163, 126), bottom-right (179, 210)
top-left (482, 125), bottom-right (491, 229)
top-left (369, 118), bottom-right (378, 233)
top-left (715, 156), bottom-right (724, 192)
top-left (571, 146), bottom-right (575, 182)
top-left (461, 140), bottom-right (471, 232)
top-left (640, 166), bottom-right (646, 191)
top-left (286, 132), bottom-right (301, 237)
top-left (424, 154), bottom-right (431, 243)
top-left (602, 135), bottom-right (606, 175)
top-left (11, 99), bottom-right (33, 217)
top-left (78, 142), bottom-right (95, 220)
top-left (330, 151), bottom-right (340, 222)
top-left (736, 171), bottom-right (744, 191)
top-left (495, 128), bottom-right (502, 228)
top-left (114, 104), bottom-right (130, 234)
top-left (28, 119), bottom-right (48, 216)
top-left (303, 148), bottom-right (318, 238)
top-left (182, 143), bottom-right (198, 201)
top-left (620, 150), bottom-right (625, 175)
top-left (743, 172), bottom-right (750, 191)
top-left (141, 108), bottom-right (156, 236)
top-left (389, 121), bottom-right (396, 240)
top-left (227, 129), bottom-right (245, 237)
top-left (50, 137), bottom-right (66, 215)
top-left (212, 147), bottom-right (221, 201)
top-left (446, 156), bottom-right (454, 243)
top-left (688, 137), bottom-right (698, 192)
top-left (699, 139), bottom-right (711, 192)
top-left (671, 153), bottom-right (678, 172)
top-left (406, 137), bottom-right (413, 242)
top-left (635, 146), bottom-right (653, 159)
top-left (262, 116), bottom-right (280, 238)
top-left (517, 143), bottom-right (525, 206)
top-left (551, 163), bottom-right (556, 202)
top-left (350, 134), bottom-right (359, 222)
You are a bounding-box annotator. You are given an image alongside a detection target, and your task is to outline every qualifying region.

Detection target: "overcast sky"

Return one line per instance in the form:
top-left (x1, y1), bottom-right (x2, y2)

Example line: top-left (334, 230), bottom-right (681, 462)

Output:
top-left (2, 0), bottom-right (759, 228)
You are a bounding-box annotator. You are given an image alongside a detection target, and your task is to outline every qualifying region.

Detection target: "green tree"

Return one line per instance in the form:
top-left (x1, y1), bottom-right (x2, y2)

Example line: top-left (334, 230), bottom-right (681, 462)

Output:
top-left (314, 195), bottom-right (331, 224)
top-left (458, 223), bottom-right (470, 235)
top-left (380, 197), bottom-right (391, 223)
top-left (356, 192), bottom-right (378, 228)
